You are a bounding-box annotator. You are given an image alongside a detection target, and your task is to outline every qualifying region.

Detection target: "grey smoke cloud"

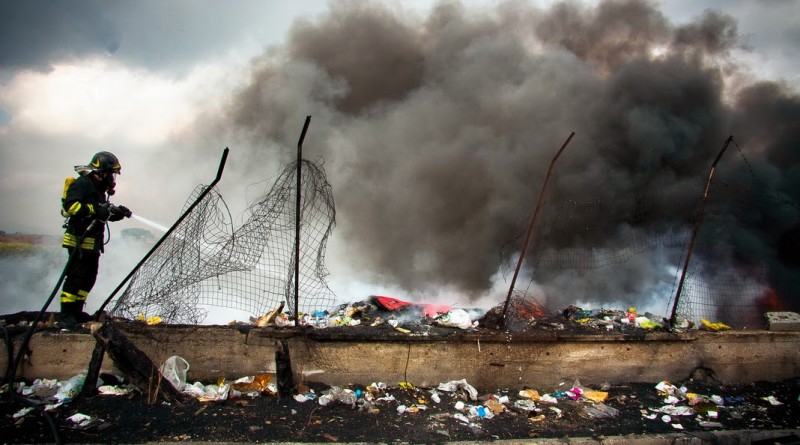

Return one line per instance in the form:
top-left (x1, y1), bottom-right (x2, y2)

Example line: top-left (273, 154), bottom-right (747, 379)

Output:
top-left (201, 0), bottom-right (798, 311)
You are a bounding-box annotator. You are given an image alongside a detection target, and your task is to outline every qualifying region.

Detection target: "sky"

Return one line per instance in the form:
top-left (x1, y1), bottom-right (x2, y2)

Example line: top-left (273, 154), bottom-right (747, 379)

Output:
top-left (0, 0), bottom-right (798, 321)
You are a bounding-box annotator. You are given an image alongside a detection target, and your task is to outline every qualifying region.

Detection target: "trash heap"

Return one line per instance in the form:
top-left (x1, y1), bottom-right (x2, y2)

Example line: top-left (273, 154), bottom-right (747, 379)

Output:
top-left (237, 295), bottom-right (487, 331)
top-left (561, 305), bottom-right (669, 331)
top-left (228, 296), bottom-right (722, 335)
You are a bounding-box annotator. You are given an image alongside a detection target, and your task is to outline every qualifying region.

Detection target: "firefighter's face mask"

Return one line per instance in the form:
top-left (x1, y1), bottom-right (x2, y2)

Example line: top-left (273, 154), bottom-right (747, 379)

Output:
top-left (102, 171), bottom-right (118, 195)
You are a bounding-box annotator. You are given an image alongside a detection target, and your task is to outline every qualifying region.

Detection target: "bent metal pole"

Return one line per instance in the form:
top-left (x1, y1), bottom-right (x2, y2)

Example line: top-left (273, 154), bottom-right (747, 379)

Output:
top-left (95, 147), bottom-right (230, 316)
top-left (500, 132), bottom-right (575, 330)
top-left (669, 135), bottom-right (734, 326)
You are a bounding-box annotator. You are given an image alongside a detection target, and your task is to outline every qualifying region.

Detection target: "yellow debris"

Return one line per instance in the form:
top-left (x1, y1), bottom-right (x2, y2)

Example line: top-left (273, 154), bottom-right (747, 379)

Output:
top-left (701, 319), bottom-right (731, 331)
top-left (583, 390), bottom-right (608, 402)
top-left (519, 389), bottom-right (540, 400)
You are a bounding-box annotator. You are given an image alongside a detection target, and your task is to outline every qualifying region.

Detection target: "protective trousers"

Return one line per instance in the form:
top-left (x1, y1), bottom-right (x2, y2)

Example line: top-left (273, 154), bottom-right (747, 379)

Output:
top-left (60, 248), bottom-right (100, 321)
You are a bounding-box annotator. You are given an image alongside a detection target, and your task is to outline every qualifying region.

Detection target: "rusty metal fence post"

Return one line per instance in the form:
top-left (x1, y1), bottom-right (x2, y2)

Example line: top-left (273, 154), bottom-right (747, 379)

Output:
top-left (500, 132), bottom-right (575, 329)
top-left (668, 135), bottom-right (734, 326)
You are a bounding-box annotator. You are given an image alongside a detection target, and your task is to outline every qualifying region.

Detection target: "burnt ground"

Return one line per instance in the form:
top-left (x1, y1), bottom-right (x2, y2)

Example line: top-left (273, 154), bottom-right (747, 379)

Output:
top-left (2, 376), bottom-right (799, 443)
top-left (2, 305), bottom-right (799, 443)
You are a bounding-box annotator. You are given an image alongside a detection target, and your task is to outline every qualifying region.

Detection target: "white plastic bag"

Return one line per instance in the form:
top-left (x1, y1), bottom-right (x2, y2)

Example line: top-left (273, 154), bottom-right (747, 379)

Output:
top-left (433, 309), bottom-right (474, 329)
top-left (160, 356), bottom-right (189, 391)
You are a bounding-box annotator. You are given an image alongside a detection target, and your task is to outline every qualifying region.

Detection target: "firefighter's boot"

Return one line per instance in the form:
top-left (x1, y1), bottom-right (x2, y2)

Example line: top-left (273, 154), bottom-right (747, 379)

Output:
top-left (60, 301), bottom-right (83, 328)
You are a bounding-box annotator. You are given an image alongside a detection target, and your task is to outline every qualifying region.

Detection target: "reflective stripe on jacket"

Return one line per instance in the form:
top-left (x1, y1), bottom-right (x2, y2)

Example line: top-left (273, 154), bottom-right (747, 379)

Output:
top-left (62, 175), bottom-right (108, 252)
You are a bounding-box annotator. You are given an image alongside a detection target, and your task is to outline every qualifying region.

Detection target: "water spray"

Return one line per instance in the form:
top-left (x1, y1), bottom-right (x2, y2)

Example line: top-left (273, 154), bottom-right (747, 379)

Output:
top-left (132, 214), bottom-right (169, 233)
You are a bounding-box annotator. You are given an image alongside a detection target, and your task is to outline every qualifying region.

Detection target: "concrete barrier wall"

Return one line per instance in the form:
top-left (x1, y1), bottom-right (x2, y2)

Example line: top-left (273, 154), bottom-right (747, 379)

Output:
top-left (3, 325), bottom-right (798, 391)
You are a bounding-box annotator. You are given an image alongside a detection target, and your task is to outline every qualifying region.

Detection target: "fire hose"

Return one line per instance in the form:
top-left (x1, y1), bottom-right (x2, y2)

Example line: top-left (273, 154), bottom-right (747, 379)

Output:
top-left (3, 205), bottom-right (129, 444)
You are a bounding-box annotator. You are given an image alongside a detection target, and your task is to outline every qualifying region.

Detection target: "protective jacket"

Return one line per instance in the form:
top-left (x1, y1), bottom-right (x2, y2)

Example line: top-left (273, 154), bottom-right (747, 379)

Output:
top-left (62, 174), bottom-right (111, 252)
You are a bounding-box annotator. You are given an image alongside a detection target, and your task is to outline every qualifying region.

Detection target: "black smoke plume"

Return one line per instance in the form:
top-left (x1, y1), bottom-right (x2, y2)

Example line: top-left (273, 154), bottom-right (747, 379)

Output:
top-left (194, 0), bottom-right (798, 313)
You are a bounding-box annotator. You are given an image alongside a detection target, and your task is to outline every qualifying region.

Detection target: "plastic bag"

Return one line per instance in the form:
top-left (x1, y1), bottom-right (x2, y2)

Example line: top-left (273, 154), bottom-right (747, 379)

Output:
top-left (318, 386), bottom-right (357, 407)
top-left (433, 309), bottom-right (474, 329)
top-left (436, 379), bottom-right (478, 401)
top-left (584, 403), bottom-right (620, 419)
top-left (160, 356), bottom-right (189, 391)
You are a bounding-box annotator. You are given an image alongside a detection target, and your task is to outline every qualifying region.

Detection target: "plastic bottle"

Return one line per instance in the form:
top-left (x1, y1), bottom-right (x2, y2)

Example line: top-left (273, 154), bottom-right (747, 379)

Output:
top-left (314, 310), bottom-right (328, 328)
top-left (55, 374), bottom-right (86, 402)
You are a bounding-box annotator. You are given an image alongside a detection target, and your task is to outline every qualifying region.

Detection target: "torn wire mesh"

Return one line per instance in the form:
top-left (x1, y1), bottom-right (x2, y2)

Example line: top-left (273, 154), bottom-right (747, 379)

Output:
top-left (109, 160), bottom-right (336, 324)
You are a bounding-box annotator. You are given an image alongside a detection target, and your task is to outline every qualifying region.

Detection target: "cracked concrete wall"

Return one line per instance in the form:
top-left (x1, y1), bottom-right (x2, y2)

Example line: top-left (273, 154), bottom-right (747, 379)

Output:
top-left (3, 327), bottom-right (798, 390)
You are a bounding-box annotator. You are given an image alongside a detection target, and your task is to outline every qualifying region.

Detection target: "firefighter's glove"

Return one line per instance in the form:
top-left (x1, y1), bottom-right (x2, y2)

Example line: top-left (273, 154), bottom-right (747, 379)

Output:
top-left (95, 203), bottom-right (111, 222)
top-left (108, 204), bottom-right (132, 222)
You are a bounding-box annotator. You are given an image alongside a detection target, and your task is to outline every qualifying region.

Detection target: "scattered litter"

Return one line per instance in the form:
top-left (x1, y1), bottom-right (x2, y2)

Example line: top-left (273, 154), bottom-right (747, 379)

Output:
top-left (469, 404), bottom-right (494, 419)
top-left (67, 413), bottom-right (94, 427)
top-left (54, 374), bottom-right (86, 402)
top-left (519, 389), bottom-right (540, 400)
top-left (453, 413), bottom-right (470, 424)
top-left (44, 402), bottom-right (63, 411)
top-left (655, 381), bottom-right (681, 397)
top-left (13, 407), bottom-right (33, 419)
top-left (652, 405), bottom-right (695, 416)
top-left (485, 399), bottom-right (506, 415)
top-left (251, 303), bottom-right (284, 327)
top-left (583, 402), bottom-right (619, 419)
top-left (701, 319), bottom-right (731, 331)
top-left (539, 394), bottom-right (558, 404)
top-left (583, 390), bottom-right (608, 403)
top-left (98, 385), bottom-right (133, 396)
top-left (635, 316), bottom-right (662, 329)
top-left (18, 378), bottom-right (58, 397)
top-left (433, 309), bottom-right (476, 329)
top-left (437, 379), bottom-right (478, 401)
top-left (160, 356), bottom-right (189, 392)
top-left (136, 314), bottom-right (163, 325)
top-left (231, 374), bottom-right (275, 394)
top-left (319, 386), bottom-right (357, 407)
top-left (514, 399), bottom-right (538, 411)
top-left (8, 368), bottom-right (798, 441)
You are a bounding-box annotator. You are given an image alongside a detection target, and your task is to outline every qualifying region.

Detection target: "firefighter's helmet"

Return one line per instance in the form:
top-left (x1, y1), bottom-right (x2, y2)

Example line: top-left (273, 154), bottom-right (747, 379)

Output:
top-left (90, 151), bottom-right (121, 174)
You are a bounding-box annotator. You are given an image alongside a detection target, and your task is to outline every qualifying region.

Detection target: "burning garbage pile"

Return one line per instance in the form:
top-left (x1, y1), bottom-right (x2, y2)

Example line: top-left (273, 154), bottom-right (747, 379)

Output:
top-left (220, 295), bottom-right (722, 334)
top-left (237, 295), bottom-right (485, 331)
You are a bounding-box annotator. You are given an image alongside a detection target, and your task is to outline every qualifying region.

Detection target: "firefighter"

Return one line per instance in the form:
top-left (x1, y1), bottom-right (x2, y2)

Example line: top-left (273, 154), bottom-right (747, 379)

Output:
top-left (60, 151), bottom-right (132, 325)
